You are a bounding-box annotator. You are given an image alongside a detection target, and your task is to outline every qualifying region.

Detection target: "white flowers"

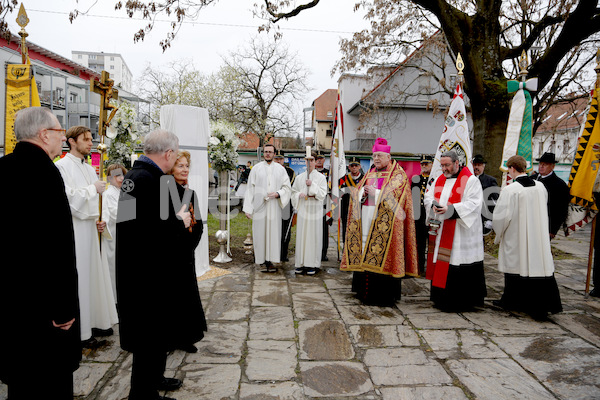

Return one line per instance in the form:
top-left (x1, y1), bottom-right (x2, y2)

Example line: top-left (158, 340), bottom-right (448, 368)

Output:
top-left (105, 101), bottom-right (139, 168)
top-left (208, 121), bottom-right (240, 172)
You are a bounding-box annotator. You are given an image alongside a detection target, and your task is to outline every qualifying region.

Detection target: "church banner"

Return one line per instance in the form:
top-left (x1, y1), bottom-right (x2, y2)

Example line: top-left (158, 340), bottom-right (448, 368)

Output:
top-left (4, 63), bottom-right (41, 154)
top-left (329, 92), bottom-right (346, 220)
top-left (429, 84), bottom-right (472, 183)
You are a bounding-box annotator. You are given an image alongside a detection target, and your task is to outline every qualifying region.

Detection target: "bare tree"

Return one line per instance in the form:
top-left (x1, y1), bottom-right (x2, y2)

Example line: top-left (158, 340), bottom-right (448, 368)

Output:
top-left (221, 36), bottom-right (310, 146)
top-left (0, 0), bottom-right (18, 41)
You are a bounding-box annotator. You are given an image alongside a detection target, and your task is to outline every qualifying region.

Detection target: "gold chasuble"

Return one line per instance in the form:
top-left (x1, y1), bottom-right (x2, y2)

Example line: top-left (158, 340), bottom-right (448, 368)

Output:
top-left (341, 160), bottom-right (419, 278)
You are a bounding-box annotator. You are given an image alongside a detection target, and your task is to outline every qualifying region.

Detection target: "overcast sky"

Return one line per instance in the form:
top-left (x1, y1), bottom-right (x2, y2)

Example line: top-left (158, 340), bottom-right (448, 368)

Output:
top-left (6, 0), bottom-right (369, 105)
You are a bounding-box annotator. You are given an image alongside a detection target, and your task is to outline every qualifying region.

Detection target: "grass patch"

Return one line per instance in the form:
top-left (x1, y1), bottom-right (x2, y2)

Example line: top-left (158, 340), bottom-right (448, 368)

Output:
top-left (207, 209), bottom-right (296, 263)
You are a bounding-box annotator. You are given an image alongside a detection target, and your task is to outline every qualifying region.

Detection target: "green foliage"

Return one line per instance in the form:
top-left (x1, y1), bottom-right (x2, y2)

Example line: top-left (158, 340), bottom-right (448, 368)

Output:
top-left (105, 101), bottom-right (139, 169)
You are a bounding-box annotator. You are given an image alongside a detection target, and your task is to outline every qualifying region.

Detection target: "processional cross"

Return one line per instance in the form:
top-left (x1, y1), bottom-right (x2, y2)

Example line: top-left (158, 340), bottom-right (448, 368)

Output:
top-left (90, 71), bottom-right (119, 230)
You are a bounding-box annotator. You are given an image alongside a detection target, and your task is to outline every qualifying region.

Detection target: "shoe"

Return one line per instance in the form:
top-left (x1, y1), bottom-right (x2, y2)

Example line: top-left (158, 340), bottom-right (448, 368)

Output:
top-left (492, 300), bottom-right (504, 308)
top-left (589, 289), bottom-right (600, 298)
top-left (82, 337), bottom-right (108, 349)
top-left (294, 267), bottom-right (305, 274)
top-left (178, 344), bottom-right (197, 353)
top-left (306, 268), bottom-right (317, 276)
top-left (92, 327), bottom-right (114, 337)
top-left (260, 265), bottom-right (277, 273)
top-left (157, 377), bottom-right (183, 391)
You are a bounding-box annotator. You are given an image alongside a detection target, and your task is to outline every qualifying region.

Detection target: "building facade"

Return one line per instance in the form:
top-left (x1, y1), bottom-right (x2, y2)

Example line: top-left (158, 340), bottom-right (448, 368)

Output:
top-left (72, 51), bottom-right (133, 92)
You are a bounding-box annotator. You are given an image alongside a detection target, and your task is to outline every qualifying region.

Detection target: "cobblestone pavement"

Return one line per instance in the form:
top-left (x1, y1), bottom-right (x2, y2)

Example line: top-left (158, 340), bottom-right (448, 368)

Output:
top-left (1, 225), bottom-right (599, 399)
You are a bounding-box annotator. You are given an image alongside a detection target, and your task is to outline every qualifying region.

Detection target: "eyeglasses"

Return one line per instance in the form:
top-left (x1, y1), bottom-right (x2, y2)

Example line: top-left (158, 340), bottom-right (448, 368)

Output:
top-left (46, 128), bottom-right (66, 135)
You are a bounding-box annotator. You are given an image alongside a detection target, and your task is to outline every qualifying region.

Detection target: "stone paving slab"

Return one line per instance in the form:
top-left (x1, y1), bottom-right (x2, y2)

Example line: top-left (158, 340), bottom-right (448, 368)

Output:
top-left (184, 321), bottom-right (247, 365)
top-left (205, 291), bottom-right (251, 320)
top-left (447, 358), bottom-right (554, 400)
top-left (246, 340), bottom-right (298, 381)
top-left (419, 329), bottom-right (507, 359)
top-left (494, 335), bottom-right (600, 400)
top-left (380, 386), bottom-right (469, 400)
top-left (298, 320), bottom-right (354, 360)
top-left (252, 279), bottom-right (290, 307)
top-left (299, 361), bottom-right (373, 397)
top-left (177, 364), bottom-right (241, 399)
top-left (239, 382), bottom-right (305, 400)
top-left (249, 306), bottom-right (295, 340)
top-left (292, 291), bottom-right (340, 320)
top-left (337, 304), bottom-right (405, 325)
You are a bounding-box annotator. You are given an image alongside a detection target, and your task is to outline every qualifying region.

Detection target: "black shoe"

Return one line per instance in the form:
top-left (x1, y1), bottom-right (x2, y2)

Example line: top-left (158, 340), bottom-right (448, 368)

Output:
top-left (589, 289), bottom-right (600, 298)
top-left (492, 300), bottom-right (504, 308)
top-left (92, 327), bottom-right (114, 337)
top-left (306, 268), bottom-right (317, 276)
top-left (260, 265), bottom-right (277, 273)
top-left (294, 267), bottom-right (305, 275)
top-left (178, 344), bottom-right (198, 353)
top-left (157, 377), bottom-right (182, 391)
top-left (82, 337), bottom-right (107, 349)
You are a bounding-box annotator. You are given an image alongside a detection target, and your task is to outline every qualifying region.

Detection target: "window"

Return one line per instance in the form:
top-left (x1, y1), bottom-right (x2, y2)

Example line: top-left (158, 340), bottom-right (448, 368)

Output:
top-left (110, 65), bottom-right (115, 70)
top-left (89, 55), bottom-right (96, 60)
top-left (327, 111), bottom-right (333, 117)
top-left (326, 129), bottom-right (333, 137)
top-left (77, 54), bottom-right (82, 59)
top-left (110, 56), bottom-right (115, 61)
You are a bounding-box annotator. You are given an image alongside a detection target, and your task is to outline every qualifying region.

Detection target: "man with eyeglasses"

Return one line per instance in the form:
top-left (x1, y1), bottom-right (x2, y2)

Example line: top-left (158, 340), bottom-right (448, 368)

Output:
top-left (424, 150), bottom-right (486, 312)
top-left (243, 144), bottom-right (292, 273)
top-left (55, 126), bottom-right (118, 348)
top-left (0, 107), bottom-right (81, 399)
top-left (341, 138), bottom-right (419, 306)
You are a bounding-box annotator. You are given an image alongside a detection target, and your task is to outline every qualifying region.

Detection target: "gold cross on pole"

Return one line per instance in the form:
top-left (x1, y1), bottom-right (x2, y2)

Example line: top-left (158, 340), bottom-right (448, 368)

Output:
top-left (90, 71), bottom-right (119, 240)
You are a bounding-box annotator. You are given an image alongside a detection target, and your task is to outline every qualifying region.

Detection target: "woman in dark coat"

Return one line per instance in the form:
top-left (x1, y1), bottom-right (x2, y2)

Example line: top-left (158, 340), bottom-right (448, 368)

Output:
top-left (170, 150), bottom-right (207, 353)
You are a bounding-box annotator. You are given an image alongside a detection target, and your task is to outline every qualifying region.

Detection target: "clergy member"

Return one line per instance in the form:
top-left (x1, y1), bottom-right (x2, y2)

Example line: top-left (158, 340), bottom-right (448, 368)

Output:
top-left (424, 150), bottom-right (486, 312)
top-left (243, 144), bottom-right (292, 273)
top-left (341, 138), bottom-right (419, 306)
top-left (340, 157), bottom-right (365, 245)
top-left (56, 126), bottom-right (118, 346)
top-left (492, 155), bottom-right (562, 319)
top-left (275, 150), bottom-right (296, 262)
top-left (292, 151), bottom-right (328, 275)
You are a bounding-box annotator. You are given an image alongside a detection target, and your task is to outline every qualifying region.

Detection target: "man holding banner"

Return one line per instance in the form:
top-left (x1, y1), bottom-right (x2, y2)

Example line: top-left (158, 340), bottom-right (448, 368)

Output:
top-left (424, 150), bottom-right (486, 312)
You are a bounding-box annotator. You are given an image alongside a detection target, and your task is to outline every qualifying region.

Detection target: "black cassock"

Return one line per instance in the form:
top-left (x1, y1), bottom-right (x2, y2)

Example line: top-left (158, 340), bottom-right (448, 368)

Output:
top-left (0, 142), bottom-right (81, 390)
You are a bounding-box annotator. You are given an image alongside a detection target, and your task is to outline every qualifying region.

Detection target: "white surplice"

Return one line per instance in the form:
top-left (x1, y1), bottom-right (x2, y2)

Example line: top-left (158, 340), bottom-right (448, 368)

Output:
top-left (242, 161), bottom-right (291, 264)
top-left (292, 170), bottom-right (327, 268)
top-left (101, 184), bottom-right (120, 298)
top-left (492, 178), bottom-right (554, 277)
top-left (55, 154), bottom-right (118, 340)
top-left (424, 174), bottom-right (484, 265)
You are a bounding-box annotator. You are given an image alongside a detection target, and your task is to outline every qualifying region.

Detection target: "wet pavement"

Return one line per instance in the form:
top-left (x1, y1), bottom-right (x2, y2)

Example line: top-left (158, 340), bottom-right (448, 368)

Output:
top-left (1, 224), bottom-right (599, 399)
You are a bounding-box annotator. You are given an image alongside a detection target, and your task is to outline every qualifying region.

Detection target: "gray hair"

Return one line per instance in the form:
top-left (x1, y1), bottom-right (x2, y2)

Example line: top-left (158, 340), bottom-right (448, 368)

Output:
top-left (441, 150), bottom-right (459, 163)
top-left (14, 107), bottom-right (56, 141)
top-left (143, 129), bottom-right (179, 154)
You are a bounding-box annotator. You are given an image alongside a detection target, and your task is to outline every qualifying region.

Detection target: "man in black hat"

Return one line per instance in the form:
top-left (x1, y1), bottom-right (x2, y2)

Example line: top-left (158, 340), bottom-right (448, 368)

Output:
top-left (315, 151), bottom-right (330, 261)
top-left (411, 154), bottom-right (433, 274)
top-left (531, 152), bottom-right (570, 239)
top-left (472, 154), bottom-right (499, 235)
top-left (275, 150), bottom-right (296, 261)
top-left (340, 157), bottom-right (365, 245)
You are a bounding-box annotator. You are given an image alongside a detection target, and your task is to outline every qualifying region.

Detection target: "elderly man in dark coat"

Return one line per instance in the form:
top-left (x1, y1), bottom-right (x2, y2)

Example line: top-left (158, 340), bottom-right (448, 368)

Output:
top-left (0, 107), bottom-right (81, 399)
top-left (116, 129), bottom-right (192, 400)
top-left (531, 152), bottom-right (570, 239)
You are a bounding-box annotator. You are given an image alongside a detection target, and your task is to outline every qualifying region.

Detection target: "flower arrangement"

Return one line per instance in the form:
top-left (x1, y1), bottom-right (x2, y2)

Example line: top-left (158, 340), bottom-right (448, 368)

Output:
top-left (208, 120), bottom-right (241, 172)
top-left (105, 101), bottom-right (140, 169)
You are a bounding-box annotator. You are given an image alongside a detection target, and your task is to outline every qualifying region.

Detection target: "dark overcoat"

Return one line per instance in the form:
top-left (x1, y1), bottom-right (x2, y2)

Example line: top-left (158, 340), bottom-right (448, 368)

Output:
top-left (116, 158), bottom-right (190, 352)
top-left (171, 184), bottom-right (207, 347)
top-left (0, 142), bottom-right (81, 383)
top-left (531, 171), bottom-right (570, 236)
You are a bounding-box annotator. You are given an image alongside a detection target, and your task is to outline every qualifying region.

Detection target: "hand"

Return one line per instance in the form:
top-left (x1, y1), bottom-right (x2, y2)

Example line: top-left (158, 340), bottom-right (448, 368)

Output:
top-left (267, 192), bottom-right (279, 199)
top-left (96, 220), bottom-right (106, 233)
top-left (550, 233), bottom-right (556, 239)
top-left (245, 212), bottom-right (252, 219)
top-left (299, 193), bottom-right (307, 199)
top-left (433, 203), bottom-right (448, 214)
top-left (53, 318), bottom-right (75, 331)
top-left (176, 204), bottom-right (192, 228)
top-left (364, 185), bottom-right (376, 196)
top-left (306, 179), bottom-right (312, 186)
top-left (94, 180), bottom-right (107, 194)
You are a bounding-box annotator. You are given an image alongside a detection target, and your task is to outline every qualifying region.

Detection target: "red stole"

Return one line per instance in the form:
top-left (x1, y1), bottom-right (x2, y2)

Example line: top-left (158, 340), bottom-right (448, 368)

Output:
top-left (426, 167), bottom-right (472, 288)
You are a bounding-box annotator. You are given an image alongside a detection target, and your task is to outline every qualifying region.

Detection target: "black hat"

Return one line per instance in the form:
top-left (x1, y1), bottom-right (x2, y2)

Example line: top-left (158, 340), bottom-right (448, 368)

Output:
top-left (315, 150), bottom-right (325, 159)
top-left (420, 154), bottom-right (433, 164)
top-left (537, 152), bottom-right (557, 163)
top-left (274, 150), bottom-right (285, 159)
top-left (472, 154), bottom-right (486, 164)
top-left (349, 156), bottom-right (360, 165)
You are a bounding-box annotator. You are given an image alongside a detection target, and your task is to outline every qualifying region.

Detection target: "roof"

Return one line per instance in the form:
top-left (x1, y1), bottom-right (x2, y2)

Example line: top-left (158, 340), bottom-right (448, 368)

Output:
top-left (312, 89), bottom-right (337, 122)
top-left (1, 34), bottom-right (100, 80)
top-left (536, 96), bottom-right (589, 134)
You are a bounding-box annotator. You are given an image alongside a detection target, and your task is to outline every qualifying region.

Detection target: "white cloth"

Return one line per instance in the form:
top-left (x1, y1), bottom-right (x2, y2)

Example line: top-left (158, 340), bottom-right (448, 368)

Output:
top-left (492, 178), bottom-right (554, 277)
top-left (55, 154), bottom-right (118, 340)
top-left (160, 105), bottom-right (210, 276)
top-left (357, 186), bottom-right (382, 250)
top-left (243, 161), bottom-right (291, 264)
top-left (424, 174), bottom-right (484, 265)
top-left (101, 185), bottom-right (120, 298)
top-left (292, 170), bottom-right (327, 268)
